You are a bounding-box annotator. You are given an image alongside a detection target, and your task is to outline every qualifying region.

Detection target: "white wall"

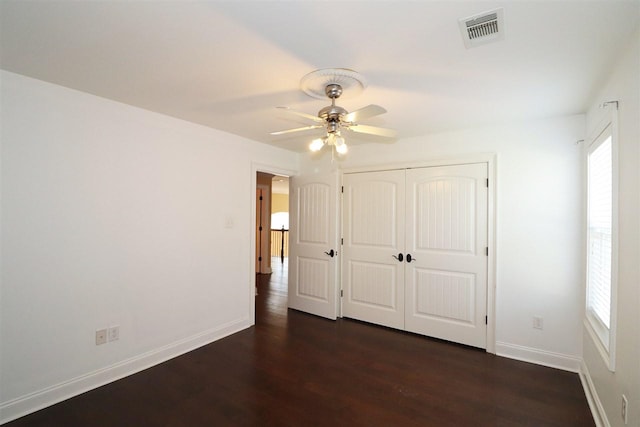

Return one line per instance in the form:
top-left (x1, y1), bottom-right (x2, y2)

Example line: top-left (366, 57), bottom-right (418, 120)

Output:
top-left (301, 114), bottom-right (585, 369)
top-left (582, 28), bottom-right (639, 427)
top-left (0, 71), bottom-right (298, 422)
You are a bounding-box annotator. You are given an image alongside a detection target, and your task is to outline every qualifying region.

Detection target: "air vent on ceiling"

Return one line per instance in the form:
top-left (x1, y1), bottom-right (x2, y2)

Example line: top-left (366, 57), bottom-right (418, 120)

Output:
top-left (459, 8), bottom-right (504, 49)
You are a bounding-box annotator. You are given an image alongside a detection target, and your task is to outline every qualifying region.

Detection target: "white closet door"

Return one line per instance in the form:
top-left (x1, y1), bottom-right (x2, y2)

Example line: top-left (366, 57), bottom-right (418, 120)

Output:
top-left (404, 163), bottom-right (488, 348)
top-left (288, 173), bottom-right (339, 320)
top-left (342, 170), bottom-right (406, 329)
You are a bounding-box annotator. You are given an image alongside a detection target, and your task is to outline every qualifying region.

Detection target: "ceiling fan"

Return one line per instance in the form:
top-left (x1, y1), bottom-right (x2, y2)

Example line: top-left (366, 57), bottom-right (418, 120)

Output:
top-left (271, 77), bottom-right (396, 155)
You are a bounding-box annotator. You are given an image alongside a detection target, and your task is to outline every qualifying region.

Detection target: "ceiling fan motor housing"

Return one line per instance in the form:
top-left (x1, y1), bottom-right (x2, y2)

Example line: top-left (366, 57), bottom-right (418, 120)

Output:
top-left (319, 105), bottom-right (348, 124)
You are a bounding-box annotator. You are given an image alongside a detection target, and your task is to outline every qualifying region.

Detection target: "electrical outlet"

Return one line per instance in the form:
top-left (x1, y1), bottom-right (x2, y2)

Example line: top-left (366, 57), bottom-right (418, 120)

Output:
top-left (95, 329), bottom-right (107, 345)
top-left (533, 316), bottom-right (543, 330)
top-left (108, 326), bottom-right (120, 342)
top-left (622, 394), bottom-right (628, 424)
top-left (224, 216), bottom-right (234, 229)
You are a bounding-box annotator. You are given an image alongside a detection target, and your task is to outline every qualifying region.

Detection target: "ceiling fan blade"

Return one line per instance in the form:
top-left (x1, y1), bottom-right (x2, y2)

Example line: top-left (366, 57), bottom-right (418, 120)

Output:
top-left (344, 105), bottom-right (387, 123)
top-left (270, 125), bottom-right (323, 136)
top-left (276, 106), bottom-right (324, 123)
top-left (347, 124), bottom-right (397, 138)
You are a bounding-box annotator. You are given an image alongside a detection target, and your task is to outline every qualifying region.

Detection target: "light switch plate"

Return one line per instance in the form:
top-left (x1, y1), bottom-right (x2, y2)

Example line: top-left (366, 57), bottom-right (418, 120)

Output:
top-left (108, 326), bottom-right (120, 342)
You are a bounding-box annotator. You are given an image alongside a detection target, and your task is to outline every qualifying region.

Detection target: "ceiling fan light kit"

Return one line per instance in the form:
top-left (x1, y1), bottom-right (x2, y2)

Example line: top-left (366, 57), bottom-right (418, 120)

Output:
top-left (271, 68), bottom-right (396, 155)
top-left (309, 132), bottom-right (348, 155)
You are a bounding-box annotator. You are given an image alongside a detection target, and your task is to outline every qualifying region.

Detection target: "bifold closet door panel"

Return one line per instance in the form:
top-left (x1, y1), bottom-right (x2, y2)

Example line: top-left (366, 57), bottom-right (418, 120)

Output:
top-left (342, 170), bottom-right (406, 329)
top-left (404, 163), bottom-right (488, 348)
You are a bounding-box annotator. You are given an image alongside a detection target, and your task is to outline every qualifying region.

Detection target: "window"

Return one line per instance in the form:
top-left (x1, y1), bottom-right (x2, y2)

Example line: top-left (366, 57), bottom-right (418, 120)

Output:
top-left (585, 119), bottom-right (617, 371)
top-left (587, 134), bottom-right (612, 327)
top-left (271, 212), bottom-right (289, 230)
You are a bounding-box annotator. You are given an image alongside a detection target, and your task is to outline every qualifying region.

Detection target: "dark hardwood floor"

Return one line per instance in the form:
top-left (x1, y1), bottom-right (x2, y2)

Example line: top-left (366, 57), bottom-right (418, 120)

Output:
top-left (8, 258), bottom-right (594, 426)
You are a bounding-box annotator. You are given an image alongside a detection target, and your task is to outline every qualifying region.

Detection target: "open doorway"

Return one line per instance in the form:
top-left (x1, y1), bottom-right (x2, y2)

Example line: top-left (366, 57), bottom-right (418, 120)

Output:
top-left (269, 175), bottom-right (289, 285)
top-left (254, 172), bottom-right (290, 322)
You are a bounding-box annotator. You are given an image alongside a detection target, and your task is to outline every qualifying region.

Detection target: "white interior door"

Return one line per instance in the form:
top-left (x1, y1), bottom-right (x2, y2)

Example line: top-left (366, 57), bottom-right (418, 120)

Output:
top-left (342, 170), bottom-right (406, 329)
top-left (404, 163), bottom-right (488, 348)
top-left (288, 173), bottom-right (338, 320)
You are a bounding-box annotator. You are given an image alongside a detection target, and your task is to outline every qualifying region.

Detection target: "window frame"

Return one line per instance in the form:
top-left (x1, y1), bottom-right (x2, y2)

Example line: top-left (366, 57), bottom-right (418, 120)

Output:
top-left (584, 111), bottom-right (618, 372)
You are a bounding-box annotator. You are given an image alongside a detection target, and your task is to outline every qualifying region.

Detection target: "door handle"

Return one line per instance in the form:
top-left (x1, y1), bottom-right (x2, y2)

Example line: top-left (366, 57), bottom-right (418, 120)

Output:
top-left (392, 253), bottom-right (404, 262)
top-left (324, 249), bottom-right (335, 258)
top-left (406, 254), bottom-right (415, 263)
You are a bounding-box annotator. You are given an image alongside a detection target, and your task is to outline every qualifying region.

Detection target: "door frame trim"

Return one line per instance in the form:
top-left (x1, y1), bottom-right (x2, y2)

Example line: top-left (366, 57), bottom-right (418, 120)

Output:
top-left (340, 153), bottom-right (497, 354)
top-left (250, 162), bottom-right (297, 326)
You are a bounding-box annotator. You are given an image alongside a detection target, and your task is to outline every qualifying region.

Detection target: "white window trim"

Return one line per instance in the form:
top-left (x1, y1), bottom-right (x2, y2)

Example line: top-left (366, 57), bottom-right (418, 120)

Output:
top-left (584, 108), bottom-right (619, 372)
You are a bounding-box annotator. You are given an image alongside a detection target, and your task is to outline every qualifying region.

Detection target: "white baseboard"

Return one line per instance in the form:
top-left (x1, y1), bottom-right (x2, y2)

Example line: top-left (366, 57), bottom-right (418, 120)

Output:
top-left (0, 317), bottom-right (251, 425)
top-left (495, 341), bottom-right (582, 372)
top-left (579, 360), bottom-right (609, 427)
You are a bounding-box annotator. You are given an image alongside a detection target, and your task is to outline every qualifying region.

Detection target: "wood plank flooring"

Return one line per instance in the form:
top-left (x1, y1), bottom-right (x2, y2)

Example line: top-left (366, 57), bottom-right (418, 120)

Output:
top-left (7, 258), bottom-right (594, 426)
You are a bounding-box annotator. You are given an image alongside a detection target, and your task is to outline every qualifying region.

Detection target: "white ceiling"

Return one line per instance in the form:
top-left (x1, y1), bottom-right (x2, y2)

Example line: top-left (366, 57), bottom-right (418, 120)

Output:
top-left (1, 1), bottom-right (638, 152)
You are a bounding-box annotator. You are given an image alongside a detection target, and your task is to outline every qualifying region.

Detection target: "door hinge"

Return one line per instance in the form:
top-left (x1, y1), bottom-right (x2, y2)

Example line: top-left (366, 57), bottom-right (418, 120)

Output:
top-left (486, 178), bottom-right (489, 188)
top-left (258, 256), bottom-right (262, 262)
top-left (341, 186), bottom-right (344, 193)
top-left (485, 247), bottom-right (489, 256)
top-left (485, 315), bottom-right (488, 325)
top-left (259, 195), bottom-right (263, 200)
top-left (259, 226), bottom-right (262, 231)
top-left (340, 289), bottom-right (343, 297)
top-left (341, 238), bottom-right (344, 245)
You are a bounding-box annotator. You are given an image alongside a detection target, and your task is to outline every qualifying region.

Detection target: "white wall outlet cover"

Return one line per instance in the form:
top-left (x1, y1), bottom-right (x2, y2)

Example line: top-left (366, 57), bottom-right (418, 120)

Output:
top-left (533, 316), bottom-right (543, 330)
top-left (95, 329), bottom-right (107, 345)
top-left (224, 216), bottom-right (234, 229)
